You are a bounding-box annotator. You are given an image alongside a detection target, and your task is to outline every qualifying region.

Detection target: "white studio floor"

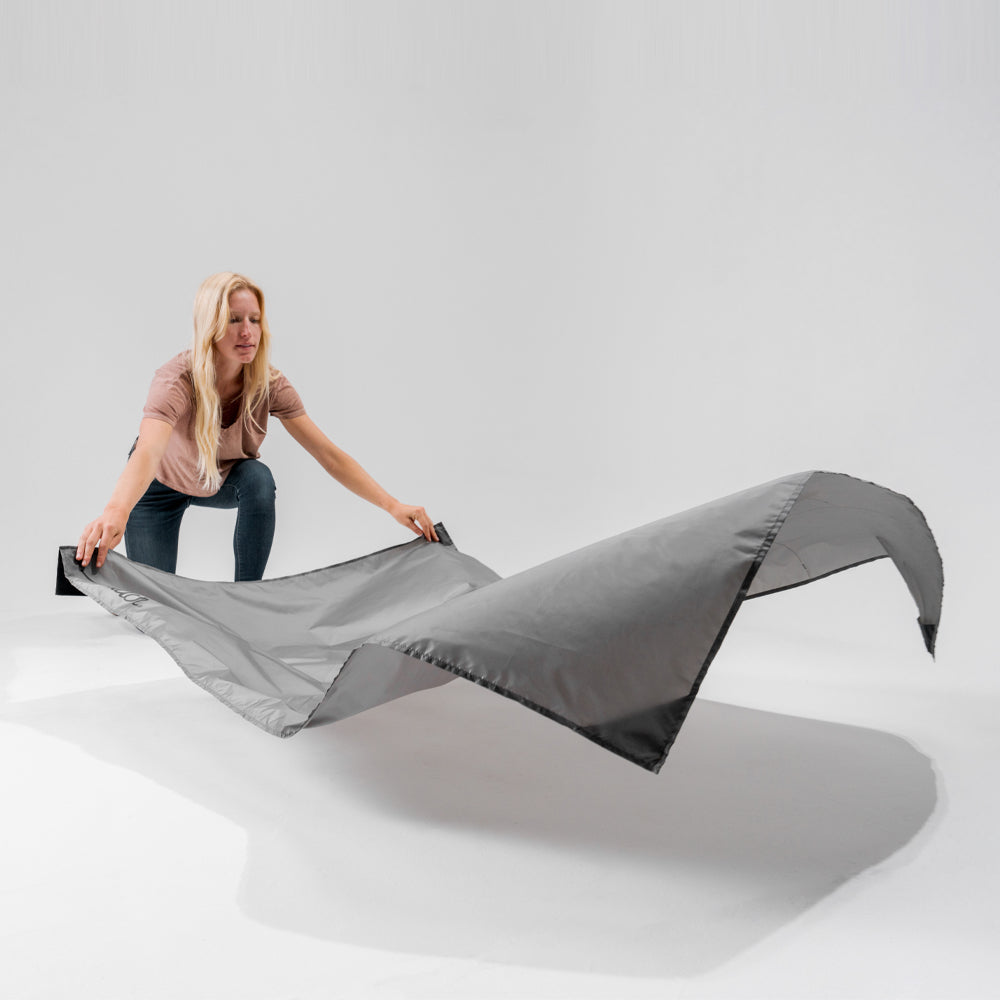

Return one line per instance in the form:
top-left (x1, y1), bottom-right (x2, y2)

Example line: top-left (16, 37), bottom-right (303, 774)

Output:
top-left (1, 563), bottom-right (997, 1000)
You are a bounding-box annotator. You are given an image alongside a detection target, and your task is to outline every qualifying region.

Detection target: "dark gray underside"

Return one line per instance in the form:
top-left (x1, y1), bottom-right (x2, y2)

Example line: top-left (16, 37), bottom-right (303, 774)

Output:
top-left (57, 471), bottom-right (943, 772)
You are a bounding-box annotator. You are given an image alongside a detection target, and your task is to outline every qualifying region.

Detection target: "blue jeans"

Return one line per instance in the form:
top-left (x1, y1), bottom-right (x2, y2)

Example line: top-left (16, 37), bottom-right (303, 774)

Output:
top-left (124, 459), bottom-right (277, 581)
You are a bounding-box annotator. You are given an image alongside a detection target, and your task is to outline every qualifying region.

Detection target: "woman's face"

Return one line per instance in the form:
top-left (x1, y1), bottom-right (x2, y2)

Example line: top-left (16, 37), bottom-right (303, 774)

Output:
top-left (215, 289), bottom-right (261, 370)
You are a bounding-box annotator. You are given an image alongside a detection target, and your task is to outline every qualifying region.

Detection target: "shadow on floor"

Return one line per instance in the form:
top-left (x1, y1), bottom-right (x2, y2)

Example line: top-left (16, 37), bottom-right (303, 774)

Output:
top-left (3, 611), bottom-right (938, 976)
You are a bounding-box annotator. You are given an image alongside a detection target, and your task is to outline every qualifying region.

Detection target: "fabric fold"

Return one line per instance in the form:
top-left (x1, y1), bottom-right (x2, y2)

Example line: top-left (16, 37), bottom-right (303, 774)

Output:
top-left (57, 471), bottom-right (943, 771)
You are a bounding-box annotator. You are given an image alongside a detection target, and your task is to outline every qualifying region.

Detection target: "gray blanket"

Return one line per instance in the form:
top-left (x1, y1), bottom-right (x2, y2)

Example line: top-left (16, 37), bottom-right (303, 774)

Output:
top-left (57, 471), bottom-right (942, 772)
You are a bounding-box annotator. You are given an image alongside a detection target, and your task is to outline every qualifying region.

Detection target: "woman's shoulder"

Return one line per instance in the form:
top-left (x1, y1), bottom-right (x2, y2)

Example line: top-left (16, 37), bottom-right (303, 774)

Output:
top-left (265, 365), bottom-right (306, 418)
top-left (149, 351), bottom-right (197, 396)
top-left (145, 351), bottom-right (195, 413)
top-left (153, 350), bottom-right (193, 379)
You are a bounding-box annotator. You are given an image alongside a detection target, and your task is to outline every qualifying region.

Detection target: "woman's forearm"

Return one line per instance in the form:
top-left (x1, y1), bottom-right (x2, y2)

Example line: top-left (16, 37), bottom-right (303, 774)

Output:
top-left (104, 444), bottom-right (162, 519)
top-left (315, 443), bottom-right (399, 513)
top-left (281, 413), bottom-right (437, 542)
top-left (78, 418), bottom-right (174, 567)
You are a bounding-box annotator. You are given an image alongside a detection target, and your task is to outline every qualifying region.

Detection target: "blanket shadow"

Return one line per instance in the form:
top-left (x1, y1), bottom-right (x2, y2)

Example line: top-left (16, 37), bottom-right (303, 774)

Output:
top-left (281, 683), bottom-right (938, 975)
top-left (4, 616), bottom-right (937, 977)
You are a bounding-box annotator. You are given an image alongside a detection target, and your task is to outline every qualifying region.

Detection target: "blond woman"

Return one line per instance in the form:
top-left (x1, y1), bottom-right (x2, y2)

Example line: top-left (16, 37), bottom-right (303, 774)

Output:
top-left (77, 272), bottom-right (437, 580)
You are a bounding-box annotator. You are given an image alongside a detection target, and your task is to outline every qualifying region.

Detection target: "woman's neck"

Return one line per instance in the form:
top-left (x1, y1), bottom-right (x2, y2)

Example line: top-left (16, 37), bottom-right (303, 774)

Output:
top-left (215, 362), bottom-right (244, 399)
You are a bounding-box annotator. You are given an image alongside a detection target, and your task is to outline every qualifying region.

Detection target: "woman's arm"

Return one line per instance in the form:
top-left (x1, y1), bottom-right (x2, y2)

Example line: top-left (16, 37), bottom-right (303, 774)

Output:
top-left (77, 417), bottom-right (174, 568)
top-left (281, 413), bottom-right (438, 542)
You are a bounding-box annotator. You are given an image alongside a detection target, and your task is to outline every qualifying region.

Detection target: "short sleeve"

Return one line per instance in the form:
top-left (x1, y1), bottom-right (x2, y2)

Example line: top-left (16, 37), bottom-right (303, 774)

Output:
top-left (143, 353), bottom-right (195, 426)
top-left (269, 370), bottom-right (307, 420)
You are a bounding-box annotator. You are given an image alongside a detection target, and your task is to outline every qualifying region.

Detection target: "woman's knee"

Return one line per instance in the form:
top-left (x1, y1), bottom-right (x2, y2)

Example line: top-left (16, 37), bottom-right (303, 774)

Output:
top-left (233, 460), bottom-right (276, 503)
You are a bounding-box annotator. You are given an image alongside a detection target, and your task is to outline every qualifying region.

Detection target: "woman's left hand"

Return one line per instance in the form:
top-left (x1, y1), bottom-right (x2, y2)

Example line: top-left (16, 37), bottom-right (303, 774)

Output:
top-left (390, 503), bottom-right (439, 542)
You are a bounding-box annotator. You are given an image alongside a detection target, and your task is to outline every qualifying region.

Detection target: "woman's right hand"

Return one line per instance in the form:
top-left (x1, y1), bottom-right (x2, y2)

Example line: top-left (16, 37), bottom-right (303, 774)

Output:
top-left (77, 508), bottom-right (127, 569)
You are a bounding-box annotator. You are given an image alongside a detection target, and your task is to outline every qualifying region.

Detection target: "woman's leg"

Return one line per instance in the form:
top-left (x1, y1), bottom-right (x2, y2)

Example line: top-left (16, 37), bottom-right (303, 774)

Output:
top-left (191, 459), bottom-right (276, 581)
top-left (123, 479), bottom-right (190, 573)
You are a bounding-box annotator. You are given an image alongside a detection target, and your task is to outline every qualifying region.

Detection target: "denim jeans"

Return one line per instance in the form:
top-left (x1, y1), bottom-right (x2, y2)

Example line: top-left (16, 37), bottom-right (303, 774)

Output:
top-left (124, 459), bottom-right (277, 581)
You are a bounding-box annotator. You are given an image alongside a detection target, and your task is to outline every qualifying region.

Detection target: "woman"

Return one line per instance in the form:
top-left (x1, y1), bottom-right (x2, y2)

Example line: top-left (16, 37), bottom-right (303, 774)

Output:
top-left (77, 272), bottom-right (437, 578)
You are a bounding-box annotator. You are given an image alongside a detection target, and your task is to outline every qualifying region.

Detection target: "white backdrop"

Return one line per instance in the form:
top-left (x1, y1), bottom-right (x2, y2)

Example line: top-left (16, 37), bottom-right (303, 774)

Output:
top-left (3, 4), bottom-right (995, 667)
top-left (3, 5), bottom-right (1000, 998)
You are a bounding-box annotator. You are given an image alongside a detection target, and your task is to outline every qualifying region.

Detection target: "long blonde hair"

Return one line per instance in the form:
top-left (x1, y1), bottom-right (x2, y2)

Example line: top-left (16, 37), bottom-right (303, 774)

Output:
top-left (190, 272), bottom-right (274, 491)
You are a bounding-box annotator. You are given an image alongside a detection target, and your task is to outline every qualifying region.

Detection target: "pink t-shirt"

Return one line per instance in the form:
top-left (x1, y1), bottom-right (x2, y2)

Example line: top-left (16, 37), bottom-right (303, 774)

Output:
top-left (142, 351), bottom-right (307, 497)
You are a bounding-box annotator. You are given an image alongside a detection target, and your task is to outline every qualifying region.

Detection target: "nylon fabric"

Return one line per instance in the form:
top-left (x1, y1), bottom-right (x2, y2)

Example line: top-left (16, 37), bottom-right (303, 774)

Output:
top-left (57, 471), bottom-right (943, 770)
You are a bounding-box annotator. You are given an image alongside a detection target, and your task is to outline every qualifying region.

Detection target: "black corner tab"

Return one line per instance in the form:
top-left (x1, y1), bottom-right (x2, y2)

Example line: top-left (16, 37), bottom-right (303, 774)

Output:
top-left (919, 619), bottom-right (938, 657)
top-left (433, 522), bottom-right (454, 547)
top-left (55, 548), bottom-right (85, 596)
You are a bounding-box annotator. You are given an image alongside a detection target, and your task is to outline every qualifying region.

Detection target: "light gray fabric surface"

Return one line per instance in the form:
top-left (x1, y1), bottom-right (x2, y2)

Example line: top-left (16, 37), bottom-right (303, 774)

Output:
top-left (58, 471), bottom-right (943, 771)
